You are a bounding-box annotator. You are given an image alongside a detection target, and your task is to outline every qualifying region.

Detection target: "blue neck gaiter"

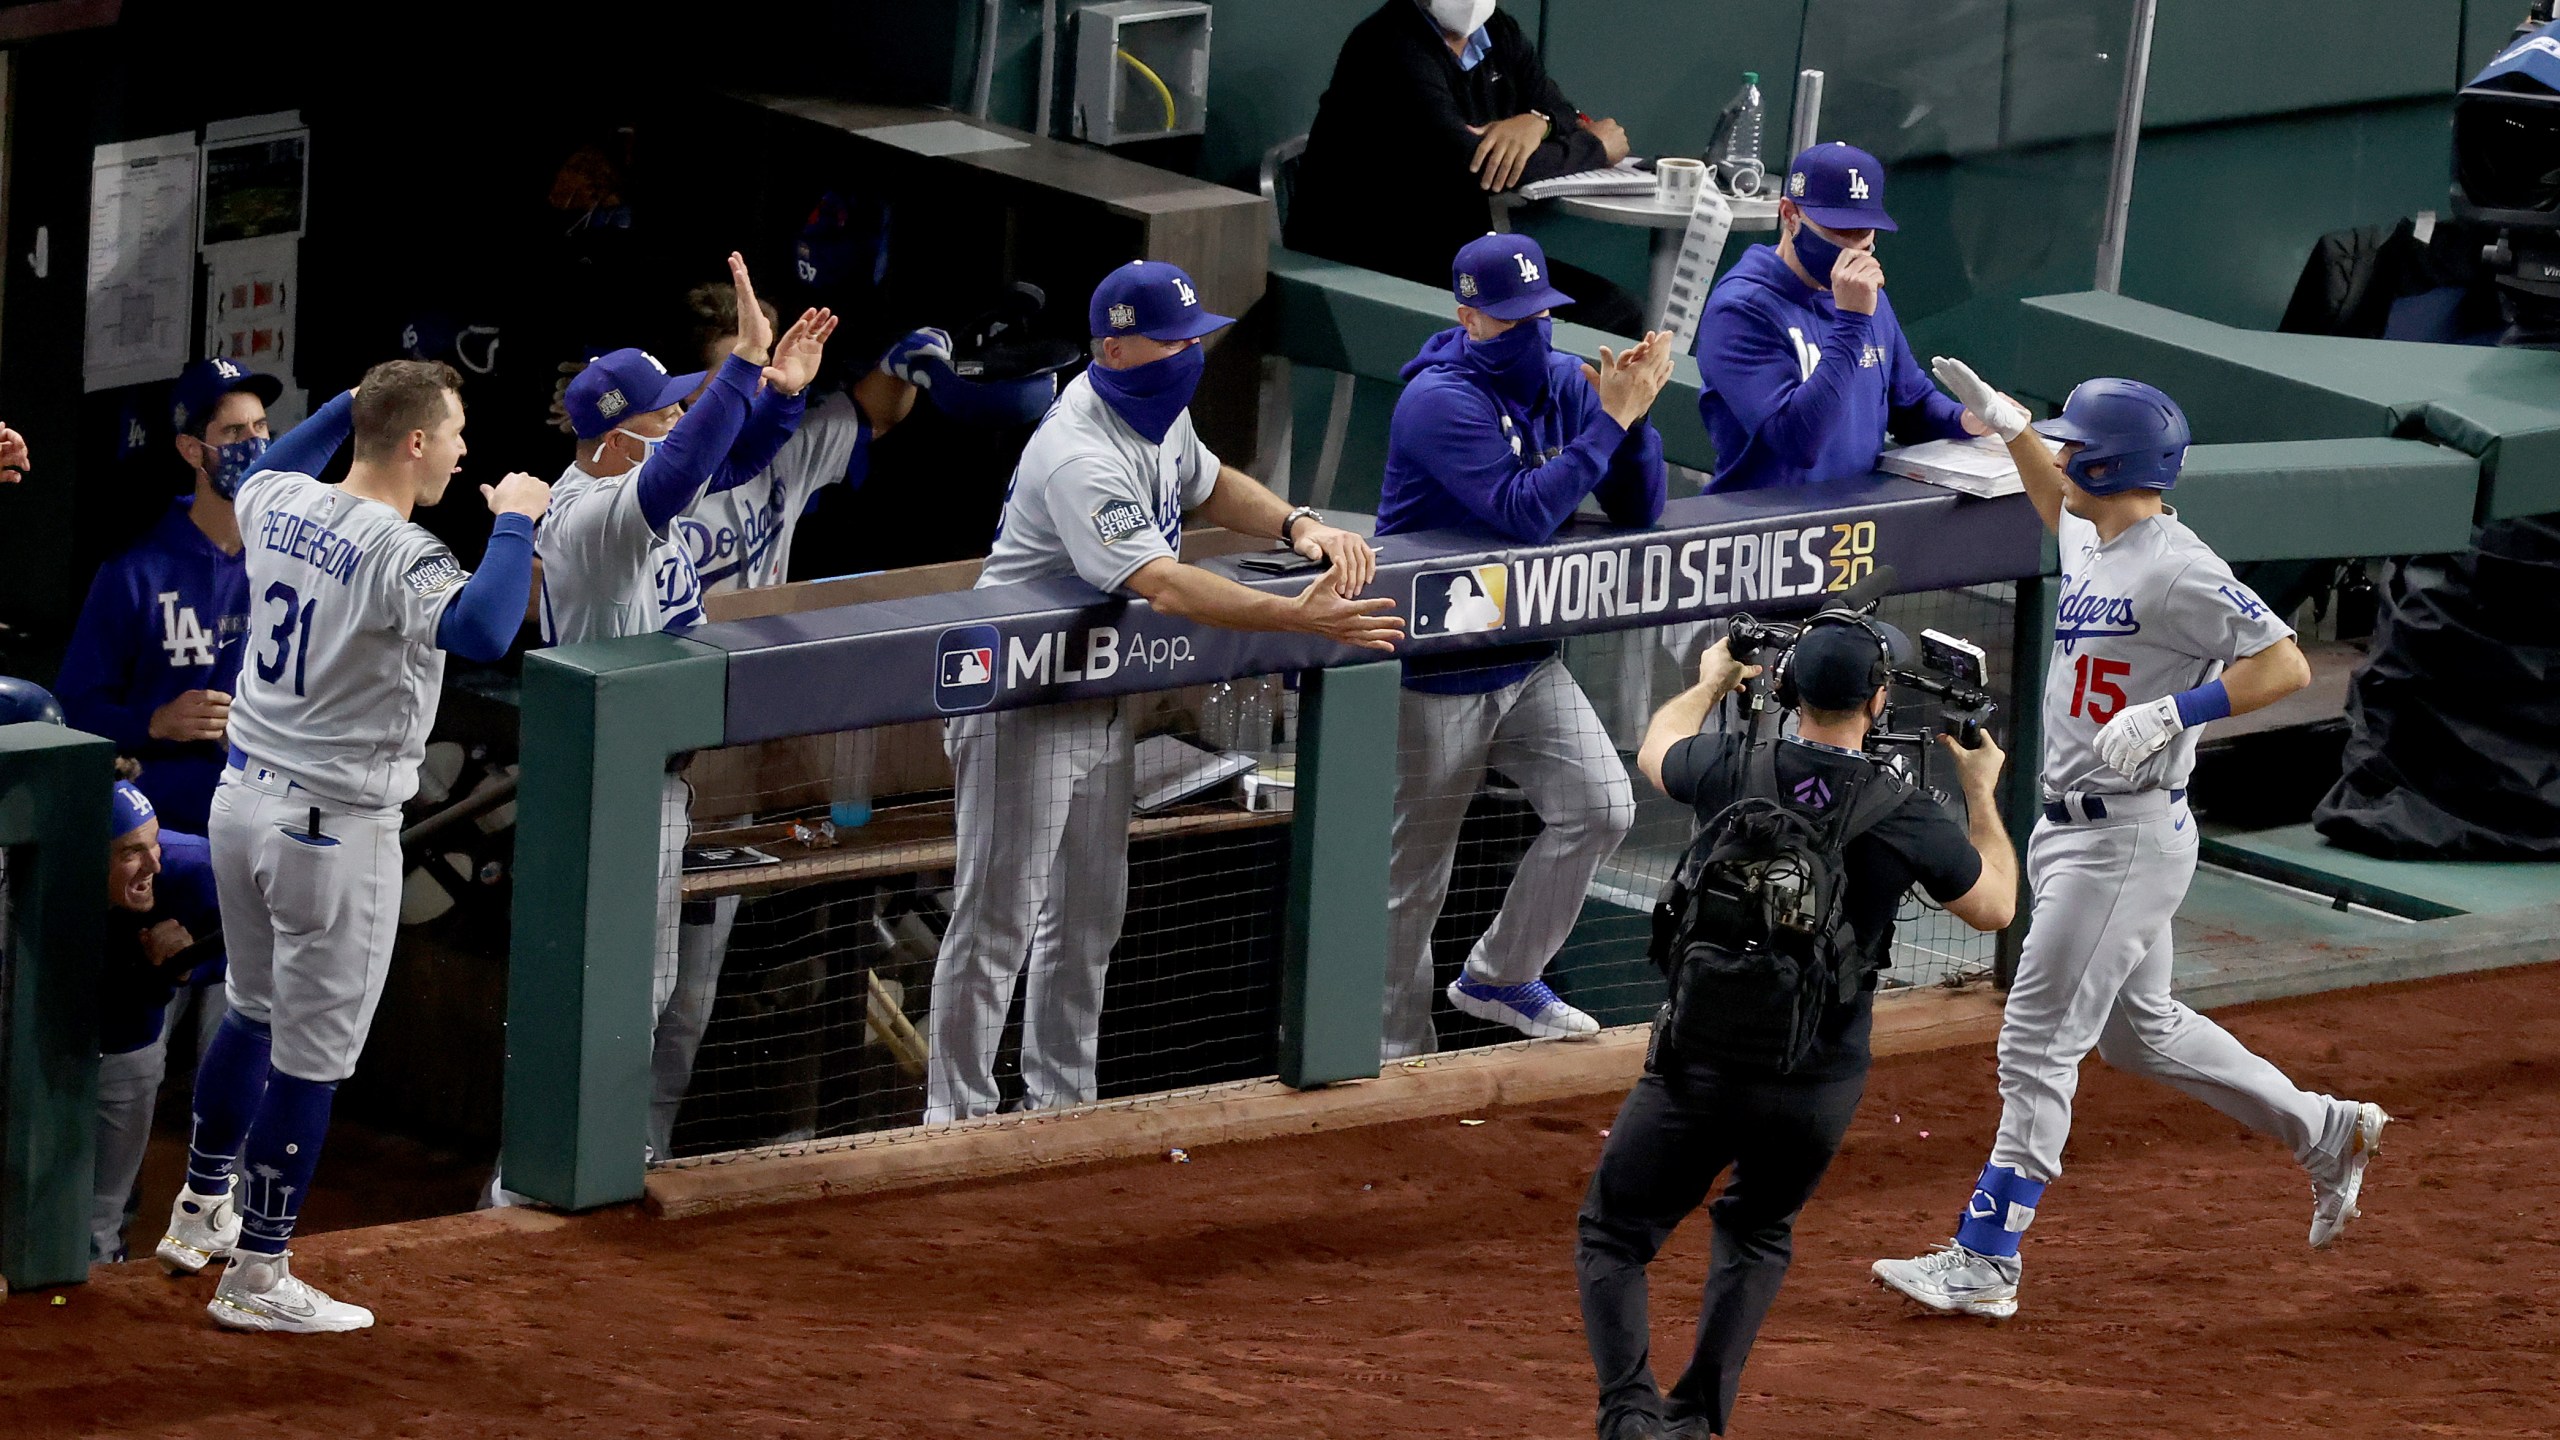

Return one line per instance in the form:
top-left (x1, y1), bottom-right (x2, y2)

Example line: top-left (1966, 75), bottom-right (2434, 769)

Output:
top-left (1087, 343), bottom-right (1205, 444)
top-left (1464, 316), bottom-right (1553, 404)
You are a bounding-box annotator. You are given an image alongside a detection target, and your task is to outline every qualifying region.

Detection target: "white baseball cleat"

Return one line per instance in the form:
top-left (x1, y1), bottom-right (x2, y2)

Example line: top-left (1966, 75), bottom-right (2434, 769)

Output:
top-left (2309, 1101), bottom-right (2391, 1249)
top-left (1872, 1243), bottom-right (2022, 1320)
top-left (155, 1179), bottom-right (240, 1276)
top-left (1445, 976), bottom-right (1600, 1040)
top-left (207, 1252), bottom-right (375, 1334)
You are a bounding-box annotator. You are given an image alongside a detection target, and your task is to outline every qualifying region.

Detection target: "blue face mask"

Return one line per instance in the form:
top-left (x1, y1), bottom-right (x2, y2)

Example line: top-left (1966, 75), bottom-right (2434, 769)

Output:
top-left (201, 435), bottom-right (269, 500)
top-left (1087, 341), bottom-right (1205, 444)
top-left (1465, 316), bottom-right (1553, 397)
top-left (1789, 217), bottom-right (1865, 294)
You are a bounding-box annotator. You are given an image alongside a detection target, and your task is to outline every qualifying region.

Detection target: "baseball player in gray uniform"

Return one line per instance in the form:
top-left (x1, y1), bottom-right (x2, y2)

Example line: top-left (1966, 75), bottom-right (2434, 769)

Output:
top-left (924, 260), bottom-right (1401, 1125)
top-left (534, 255), bottom-right (833, 1162)
top-left (154, 361), bottom-right (549, 1331)
top-left (1873, 366), bottom-right (2388, 1320)
top-left (645, 286), bottom-right (928, 1158)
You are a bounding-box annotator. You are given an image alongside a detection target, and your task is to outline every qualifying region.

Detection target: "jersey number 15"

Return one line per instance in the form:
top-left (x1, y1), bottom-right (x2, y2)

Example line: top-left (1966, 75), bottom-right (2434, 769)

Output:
top-left (254, 581), bottom-right (319, 698)
top-left (2068, 653), bottom-right (2131, 723)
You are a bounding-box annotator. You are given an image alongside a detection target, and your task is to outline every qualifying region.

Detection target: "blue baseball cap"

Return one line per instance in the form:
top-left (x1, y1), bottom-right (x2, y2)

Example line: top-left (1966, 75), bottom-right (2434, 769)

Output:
top-left (562, 348), bottom-right (704, 440)
top-left (1088, 261), bottom-right (1233, 342)
top-left (1782, 143), bottom-right (1897, 232)
top-left (170, 357), bottom-right (284, 437)
top-left (112, 781), bottom-right (157, 840)
top-left (1452, 232), bottom-right (1575, 321)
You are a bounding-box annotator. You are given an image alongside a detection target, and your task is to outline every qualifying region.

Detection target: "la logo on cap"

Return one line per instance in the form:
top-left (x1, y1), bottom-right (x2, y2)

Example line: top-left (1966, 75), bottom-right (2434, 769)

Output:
top-left (214, 359), bottom-right (243, 380)
top-left (1172, 277), bottom-right (1197, 307)
top-left (1109, 302), bottom-right (1137, 330)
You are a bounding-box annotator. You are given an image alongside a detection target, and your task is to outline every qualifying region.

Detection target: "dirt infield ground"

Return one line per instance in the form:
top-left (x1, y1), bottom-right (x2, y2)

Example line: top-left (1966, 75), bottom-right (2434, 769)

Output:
top-left (8, 963), bottom-right (2557, 1439)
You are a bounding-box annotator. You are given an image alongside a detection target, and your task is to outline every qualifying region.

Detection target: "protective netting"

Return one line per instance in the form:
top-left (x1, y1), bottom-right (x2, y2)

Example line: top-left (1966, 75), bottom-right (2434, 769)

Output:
top-left (646, 585), bottom-right (2020, 1160)
top-left (651, 676), bottom-right (1299, 1162)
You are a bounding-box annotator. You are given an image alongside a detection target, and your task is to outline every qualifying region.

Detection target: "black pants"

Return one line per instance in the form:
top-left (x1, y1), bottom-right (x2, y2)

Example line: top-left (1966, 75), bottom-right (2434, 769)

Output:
top-left (1575, 1055), bottom-right (1869, 1439)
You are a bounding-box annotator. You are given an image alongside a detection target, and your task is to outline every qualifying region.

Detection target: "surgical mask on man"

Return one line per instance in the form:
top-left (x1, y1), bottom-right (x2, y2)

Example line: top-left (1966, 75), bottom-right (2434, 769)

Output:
top-left (598, 427), bottom-right (666, 472)
top-left (199, 435), bottom-right (270, 500)
top-left (1426, 0), bottom-right (1495, 36)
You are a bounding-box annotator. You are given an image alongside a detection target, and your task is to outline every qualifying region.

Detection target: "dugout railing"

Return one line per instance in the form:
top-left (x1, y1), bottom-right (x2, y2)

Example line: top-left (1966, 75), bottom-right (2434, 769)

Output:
top-left (501, 478), bottom-right (2050, 1212)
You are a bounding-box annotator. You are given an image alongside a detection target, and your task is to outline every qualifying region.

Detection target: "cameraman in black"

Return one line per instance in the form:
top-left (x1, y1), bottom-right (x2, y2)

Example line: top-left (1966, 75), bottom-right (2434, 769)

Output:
top-left (1575, 621), bottom-right (2018, 1440)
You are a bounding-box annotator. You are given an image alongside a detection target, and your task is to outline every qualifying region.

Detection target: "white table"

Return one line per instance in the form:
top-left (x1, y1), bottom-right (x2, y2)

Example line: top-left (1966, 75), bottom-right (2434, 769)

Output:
top-left (1495, 184), bottom-right (1779, 332)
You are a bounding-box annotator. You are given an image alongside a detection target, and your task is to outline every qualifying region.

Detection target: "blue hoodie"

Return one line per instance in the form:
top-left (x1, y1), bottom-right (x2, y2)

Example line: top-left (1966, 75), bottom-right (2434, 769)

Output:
top-left (1381, 324), bottom-right (1666, 694)
top-left (1691, 245), bottom-right (1969, 493)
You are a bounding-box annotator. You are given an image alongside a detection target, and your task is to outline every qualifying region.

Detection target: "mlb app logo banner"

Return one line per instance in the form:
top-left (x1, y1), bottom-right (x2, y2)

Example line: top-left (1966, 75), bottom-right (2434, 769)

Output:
top-left (936, 624), bottom-right (1001, 713)
top-left (1411, 564), bottom-right (1508, 637)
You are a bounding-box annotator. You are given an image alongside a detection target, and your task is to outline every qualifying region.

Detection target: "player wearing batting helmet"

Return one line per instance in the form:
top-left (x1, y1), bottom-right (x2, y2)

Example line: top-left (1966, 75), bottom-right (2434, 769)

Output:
top-left (1873, 364), bottom-right (2388, 1321)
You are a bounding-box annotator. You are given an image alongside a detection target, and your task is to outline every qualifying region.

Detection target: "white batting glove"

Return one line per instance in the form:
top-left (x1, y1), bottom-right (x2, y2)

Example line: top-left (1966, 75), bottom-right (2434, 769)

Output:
top-left (2094, 695), bottom-right (2183, 778)
top-left (1931, 355), bottom-right (2031, 442)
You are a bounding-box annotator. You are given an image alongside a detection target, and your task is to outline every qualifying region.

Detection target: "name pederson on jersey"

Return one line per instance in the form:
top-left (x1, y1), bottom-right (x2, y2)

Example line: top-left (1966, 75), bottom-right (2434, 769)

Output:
top-left (223, 468), bottom-right (477, 812)
top-left (2041, 506), bottom-right (2294, 797)
top-left (976, 370), bottom-right (1219, 594)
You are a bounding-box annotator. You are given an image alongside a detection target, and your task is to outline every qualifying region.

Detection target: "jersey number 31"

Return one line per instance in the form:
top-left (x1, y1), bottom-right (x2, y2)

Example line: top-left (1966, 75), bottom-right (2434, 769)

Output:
top-left (254, 581), bottom-right (318, 698)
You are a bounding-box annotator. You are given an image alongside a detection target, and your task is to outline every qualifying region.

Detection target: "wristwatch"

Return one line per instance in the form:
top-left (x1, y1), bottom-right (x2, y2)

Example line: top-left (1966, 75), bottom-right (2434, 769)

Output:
top-left (1281, 505), bottom-right (1321, 546)
top-left (1526, 108), bottom-right (1554, 139)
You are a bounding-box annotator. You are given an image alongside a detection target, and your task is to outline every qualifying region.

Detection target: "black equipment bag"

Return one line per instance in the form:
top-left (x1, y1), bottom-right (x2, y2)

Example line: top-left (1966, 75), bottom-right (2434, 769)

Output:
top-left (1647, 745), bottom-right (1904, 1074)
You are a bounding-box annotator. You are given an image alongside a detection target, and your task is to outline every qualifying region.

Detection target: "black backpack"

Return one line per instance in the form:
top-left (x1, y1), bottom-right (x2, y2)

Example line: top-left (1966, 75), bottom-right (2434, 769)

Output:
top-left (1647, 744), bottom-right (1905, 1074)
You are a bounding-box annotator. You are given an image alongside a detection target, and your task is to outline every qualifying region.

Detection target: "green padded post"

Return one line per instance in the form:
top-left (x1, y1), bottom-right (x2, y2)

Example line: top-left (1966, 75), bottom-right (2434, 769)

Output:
top-left (505, 636), bottom-right (725, 1210)
top-left (1996, 571), bottom-right (2057, 990)
top-left (1279, 661), bottom-right (1398, 1088)
top-left (0, 723), bottom-right (115, 1292)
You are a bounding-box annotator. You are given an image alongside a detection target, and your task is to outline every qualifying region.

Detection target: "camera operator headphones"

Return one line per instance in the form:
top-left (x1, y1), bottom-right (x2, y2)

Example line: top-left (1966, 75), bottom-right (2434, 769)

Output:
top-left (1770, 606), bottom-right (1896, 711)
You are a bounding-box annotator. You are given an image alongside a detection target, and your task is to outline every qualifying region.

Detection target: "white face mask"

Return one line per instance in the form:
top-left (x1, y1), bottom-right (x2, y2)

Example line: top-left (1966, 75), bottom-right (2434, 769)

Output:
top-left (1426, 0), bottom-right (1495, 38)
top-left (594, 426), bottom-right (665, 472)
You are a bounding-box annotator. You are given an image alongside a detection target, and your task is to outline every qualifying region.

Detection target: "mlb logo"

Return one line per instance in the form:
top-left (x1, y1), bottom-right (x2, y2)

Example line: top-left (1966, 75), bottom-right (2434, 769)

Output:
top-left (1411, 563), bottom-right (1507, 637)
top-left (935, 624), bottom-right (1003, 714)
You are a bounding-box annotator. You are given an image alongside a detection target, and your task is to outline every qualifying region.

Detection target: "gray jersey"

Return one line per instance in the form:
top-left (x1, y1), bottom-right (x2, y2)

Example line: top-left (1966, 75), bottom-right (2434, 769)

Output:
top-left (2042, 506), bottom-right (2292, 795)
top-left (975, 371), bottom-right (1219, 593)
top-left (224, 468), bottom-right (469, 811)
top-left (675, 391), bottom-right (869, 596)
top-left (538, 460), bottom-right (707, 645)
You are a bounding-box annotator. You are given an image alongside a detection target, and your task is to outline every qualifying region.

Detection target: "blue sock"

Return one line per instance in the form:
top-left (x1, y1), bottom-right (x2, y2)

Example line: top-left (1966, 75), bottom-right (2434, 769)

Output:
top-left (1953, 1163), bottom-right (2048, 1259)
top-left (235, 1070), bottom-right (338, 1257)
top-left (184, 1012), bottom-right (272, 1194)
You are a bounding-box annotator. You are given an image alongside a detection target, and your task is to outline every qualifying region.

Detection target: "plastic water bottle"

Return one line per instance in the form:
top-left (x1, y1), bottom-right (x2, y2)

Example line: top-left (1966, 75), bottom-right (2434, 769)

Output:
top-left (829, 727), bottom-right (876, 829)
top-left (1707, 72), bottom-right (1766, 198)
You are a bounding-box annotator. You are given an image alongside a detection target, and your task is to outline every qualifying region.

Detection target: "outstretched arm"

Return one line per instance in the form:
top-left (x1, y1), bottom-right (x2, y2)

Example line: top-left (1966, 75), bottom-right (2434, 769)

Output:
top-left (435, 473), bottom-right (553, 661)
top-left (1929, 356), bottom-right (2058, 532)
top-left (261, 389), bottom-right (356, 478)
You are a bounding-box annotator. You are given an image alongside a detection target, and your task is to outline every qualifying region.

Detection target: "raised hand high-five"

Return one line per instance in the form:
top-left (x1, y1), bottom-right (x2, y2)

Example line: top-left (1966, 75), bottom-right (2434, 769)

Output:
top-left (763, 307), bottom-right (839, 397)
top-left (726, 252), bottom-right (776, 366)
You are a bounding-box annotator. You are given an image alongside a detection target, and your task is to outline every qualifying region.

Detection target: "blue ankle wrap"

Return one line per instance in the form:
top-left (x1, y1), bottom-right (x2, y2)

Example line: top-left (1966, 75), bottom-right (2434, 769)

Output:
top-left (1953, 1163), bottom-right (2046, 1259)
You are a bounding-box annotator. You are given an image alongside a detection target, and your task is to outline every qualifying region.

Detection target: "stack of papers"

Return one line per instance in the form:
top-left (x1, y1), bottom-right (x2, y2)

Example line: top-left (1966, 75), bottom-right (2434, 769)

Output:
top-left (1519, 160), bottom-right (1657, 201)
top-left (1134, 735), bottom-right (1259, 814)
top-left (1878, 435), bottom-right (2062, 498)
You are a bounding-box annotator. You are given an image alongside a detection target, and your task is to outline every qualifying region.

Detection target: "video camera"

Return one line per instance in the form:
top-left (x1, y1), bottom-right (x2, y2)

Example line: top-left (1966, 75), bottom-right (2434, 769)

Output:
top-left (1724, 564), bottom-right (1999, 793)
top-left (2453, 4), bottom-right (2560, 347)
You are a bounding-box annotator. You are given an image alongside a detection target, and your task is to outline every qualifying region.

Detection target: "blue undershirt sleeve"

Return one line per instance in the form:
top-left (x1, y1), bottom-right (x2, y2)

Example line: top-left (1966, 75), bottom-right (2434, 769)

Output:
top-left (433, 513), bottom-right (537, 661)
top-left (260, 391), bottom-right (355, 478)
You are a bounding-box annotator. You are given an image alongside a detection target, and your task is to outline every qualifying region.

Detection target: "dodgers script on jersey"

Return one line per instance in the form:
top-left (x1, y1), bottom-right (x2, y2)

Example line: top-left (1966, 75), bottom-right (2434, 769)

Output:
top-left (975, 370), bottom-right (1219, 594)
top-left (540, 461), bottom-right (709, 643)
top-left (676, 391), bottom-right (869, 596)
top-left (2041, 507), bottom-right (2292, 795)
top-left (222, 468), bottom-right (474, 811)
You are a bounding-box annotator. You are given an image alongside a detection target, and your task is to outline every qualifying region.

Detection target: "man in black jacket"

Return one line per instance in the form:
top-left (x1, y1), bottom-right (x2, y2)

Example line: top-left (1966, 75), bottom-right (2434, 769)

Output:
top-left (1286, 0), bottom-right (1647, 337)
top-left (1575, 625), bottom-right (2017, 1438)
